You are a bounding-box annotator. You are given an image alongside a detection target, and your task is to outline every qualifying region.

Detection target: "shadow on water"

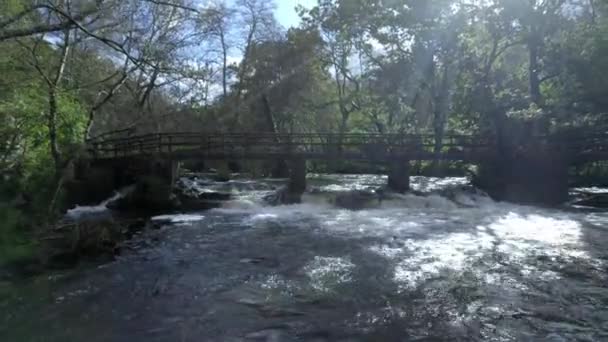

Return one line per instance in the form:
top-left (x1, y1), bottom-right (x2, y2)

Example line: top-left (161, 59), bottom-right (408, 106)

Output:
top-left (0, 211), bottom-right (491, 341)
top-left (2, 190), bottom-right (608, 341)
top-left (0, 212), bottom-right (401, 341)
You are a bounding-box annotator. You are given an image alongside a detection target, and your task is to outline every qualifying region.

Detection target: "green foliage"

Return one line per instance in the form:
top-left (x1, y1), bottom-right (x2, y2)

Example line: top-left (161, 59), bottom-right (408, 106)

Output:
top-left (1, 0), bottom-right (608, 266)
top-left (0, 36), bottom-right (88, 266)
top-left (0, 205), bottom-right (37, 265)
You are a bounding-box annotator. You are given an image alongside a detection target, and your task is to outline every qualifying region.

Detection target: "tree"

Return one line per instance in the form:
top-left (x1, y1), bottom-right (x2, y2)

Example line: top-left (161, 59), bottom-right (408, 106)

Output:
top-left (200, 2), bottom-right (235, 98)
top-left (230, 0), bottom-right (278, 129)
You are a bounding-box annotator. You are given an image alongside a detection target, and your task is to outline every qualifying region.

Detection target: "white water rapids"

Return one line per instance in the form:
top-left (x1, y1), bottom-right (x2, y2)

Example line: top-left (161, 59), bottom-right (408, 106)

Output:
top-left (2, 174), bottom-right (608, 341)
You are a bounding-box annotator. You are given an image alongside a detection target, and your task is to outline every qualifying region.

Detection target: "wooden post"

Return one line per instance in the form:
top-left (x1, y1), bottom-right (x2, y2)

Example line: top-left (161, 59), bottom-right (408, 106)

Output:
top-left (387, 159), bottom-right (410, 193)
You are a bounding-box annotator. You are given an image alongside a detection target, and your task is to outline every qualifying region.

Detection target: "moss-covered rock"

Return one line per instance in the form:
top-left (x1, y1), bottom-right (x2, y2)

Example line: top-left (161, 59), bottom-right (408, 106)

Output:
top-left (41, 218), bottom-right (148, 269)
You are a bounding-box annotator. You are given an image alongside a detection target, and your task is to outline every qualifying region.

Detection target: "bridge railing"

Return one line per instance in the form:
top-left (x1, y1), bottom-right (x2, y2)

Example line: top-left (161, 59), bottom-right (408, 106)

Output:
top-left (86, 132), bottom-right (495, 159)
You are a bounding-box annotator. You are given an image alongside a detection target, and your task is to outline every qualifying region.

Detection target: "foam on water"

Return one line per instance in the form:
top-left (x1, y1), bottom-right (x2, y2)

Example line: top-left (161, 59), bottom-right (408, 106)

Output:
top-left (573, 186), bottom-right (608, 194)
top-left (410, 176), bottom-right (469, 192)
top-left (151, 214), bottom-right (205, 223)
top-left (381, 193), bottom-right (459, 210)
top-left (65, 190), bottom-right (126, 220)
top-left (32, 174), bottom-right (608, 341)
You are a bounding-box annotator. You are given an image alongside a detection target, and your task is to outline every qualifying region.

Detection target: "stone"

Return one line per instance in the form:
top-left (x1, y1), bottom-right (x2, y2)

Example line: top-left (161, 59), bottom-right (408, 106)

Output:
top-left (198, 192), bottom-right (232, 201)
top-left (334, 190), bottom-right (381, 210)
top-left (573, 194), bottom-right (608, 208)
top-left (263, 186), bottom-right (302, 205)
top-left (177, 196), bottom-right (224, 211)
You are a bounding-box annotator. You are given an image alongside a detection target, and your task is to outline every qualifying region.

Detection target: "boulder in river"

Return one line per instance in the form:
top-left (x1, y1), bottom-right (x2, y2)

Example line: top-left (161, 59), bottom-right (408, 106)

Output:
top-left (174, 184), bottom-right (232, 210)
top-left (197, 192), bottom-right (231, 201)
top-left (263, 186), bottom-right (302, 205)
top-left (176, 195), bottom-right (225, 211)
top-left (333, 190), bottom-right (381, 210)
top-left (42, 219), bottom-right (125, 268)
top-left (573, 194), bottom-right (608, 208)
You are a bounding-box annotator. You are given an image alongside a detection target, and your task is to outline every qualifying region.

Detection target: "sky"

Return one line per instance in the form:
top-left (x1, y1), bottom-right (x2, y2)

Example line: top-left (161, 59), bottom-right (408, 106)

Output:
top-left (274, 0), bottom-right (317, 28)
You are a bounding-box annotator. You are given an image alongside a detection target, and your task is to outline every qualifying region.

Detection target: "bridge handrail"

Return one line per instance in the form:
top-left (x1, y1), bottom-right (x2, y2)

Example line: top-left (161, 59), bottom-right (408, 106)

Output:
top-left (86, 131), bottom-right (498, 160)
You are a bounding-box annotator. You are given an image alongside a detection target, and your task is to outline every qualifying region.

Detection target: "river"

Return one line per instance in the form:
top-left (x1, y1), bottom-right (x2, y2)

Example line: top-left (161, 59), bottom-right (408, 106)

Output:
top-left (2, 174), bottom-right (608, 341)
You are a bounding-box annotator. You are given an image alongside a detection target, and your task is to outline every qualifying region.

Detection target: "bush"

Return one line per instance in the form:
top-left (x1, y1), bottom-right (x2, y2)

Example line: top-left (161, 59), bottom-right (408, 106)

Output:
top-left (0, 205), bottom-right (37, 266)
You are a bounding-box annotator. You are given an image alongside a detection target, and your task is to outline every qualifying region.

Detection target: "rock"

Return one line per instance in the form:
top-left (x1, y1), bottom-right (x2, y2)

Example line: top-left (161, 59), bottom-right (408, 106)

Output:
top-left (211, 165), bottom-right (232, 182)
top-left (198, 192), bottom-right (231, 201)
top-left (438, 185), bottom-right (489, 206)
top-left (177, 196), bottom-right (224, 211)
top-left (124, 219), bottom-right (147, 238)
top-left (334, 190), bottom-right (381, 210)
top-left (42, 219), bottom-right (141, 268)
top-left (573, 194), bottom-right (608, 208)
top-left (263, 186), bottom-right (302, 206)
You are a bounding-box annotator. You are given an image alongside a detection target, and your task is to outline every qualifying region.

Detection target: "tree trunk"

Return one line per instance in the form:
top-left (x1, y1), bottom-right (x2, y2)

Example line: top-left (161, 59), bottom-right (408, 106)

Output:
top-left (48, 88), bottom-right (62, 177)
top-left (231, 21), bottom-right (257, 130)
top-left (481, 38), bottom-right (507, 153)
top-left (432, 63), bottom-right (451, 175)
top-left (261, 94), bottom-right (289, 177)
top-left (337, 109), bottom-right (349, 155)
top-left (221, 31), bottom-right (228, 98)
top-left (85, 65), bottom-right (132, 140)
top-left (528, 34), bottom-right (542, 105)
top-left (47, 28), bottom-right (71, 179)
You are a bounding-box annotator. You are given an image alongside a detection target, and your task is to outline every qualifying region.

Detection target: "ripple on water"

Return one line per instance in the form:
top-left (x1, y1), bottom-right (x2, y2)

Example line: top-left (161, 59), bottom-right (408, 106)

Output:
top-left (7, 175), bottom-right (608, 341)
top-left (303, 256), bottom-right (355, 293)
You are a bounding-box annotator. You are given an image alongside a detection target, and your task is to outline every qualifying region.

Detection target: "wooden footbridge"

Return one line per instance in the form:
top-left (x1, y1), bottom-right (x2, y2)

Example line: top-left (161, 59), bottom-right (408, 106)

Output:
top-left (87, 131), bottom-right (608, 163)
top-left (82, 130), bottom-right (608, 205)
top-left (87, 132), bottom-right (492, 161)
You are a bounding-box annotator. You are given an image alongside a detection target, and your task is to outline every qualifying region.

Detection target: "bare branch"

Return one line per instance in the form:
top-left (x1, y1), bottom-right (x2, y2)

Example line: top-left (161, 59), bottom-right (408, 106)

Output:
top-left (0, 5), bottom-right (100, 41)
top-left (140, 0), bottom-right (200, 13)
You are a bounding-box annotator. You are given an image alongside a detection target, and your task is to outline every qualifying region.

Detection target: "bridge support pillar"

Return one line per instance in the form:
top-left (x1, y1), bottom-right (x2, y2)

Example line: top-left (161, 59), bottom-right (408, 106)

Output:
top-left (288, 158), bottom-right (307, 194)
top-left (271, 159), bottom-right (290, 178)
top-left (387, 160), bottom-right (410, 193)
top-left (475, 152), bottom-right (569, 205)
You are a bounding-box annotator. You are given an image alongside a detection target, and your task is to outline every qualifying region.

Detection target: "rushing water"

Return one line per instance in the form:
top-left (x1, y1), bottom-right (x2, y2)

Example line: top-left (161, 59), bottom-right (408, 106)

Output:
top-left (2, 175), bottom-right (608, 341)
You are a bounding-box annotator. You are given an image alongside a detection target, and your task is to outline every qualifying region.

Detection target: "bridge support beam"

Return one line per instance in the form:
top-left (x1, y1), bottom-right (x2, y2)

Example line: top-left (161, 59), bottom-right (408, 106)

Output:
top-left (475, 152), bottom-right (569, 205)
top-left (271, 159), bottom-right (290, 178)
top-left (387, 160), bottom-right (410, 193)
top-left (288, 158), bottom-right (307, 195)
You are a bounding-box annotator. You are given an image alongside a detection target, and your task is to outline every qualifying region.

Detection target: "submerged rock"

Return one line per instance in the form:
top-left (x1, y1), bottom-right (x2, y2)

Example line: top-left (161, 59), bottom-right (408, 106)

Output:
top-left (42, 219), bottom-right (129, 268)
top-left (333, 190), bottom-right (381, 210)
top-left (263, 186), bottom-right (302, 205)
top-left (198, 192), bottom-right (232, 201)
top-left (174, 174), bottom-right (233, 210)
top-left (438, 185), bottom-right (490, 207)
top-left (176, 195), bottom-right (225, 211)
top-left (573, 194), bottom-right (608, 208)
